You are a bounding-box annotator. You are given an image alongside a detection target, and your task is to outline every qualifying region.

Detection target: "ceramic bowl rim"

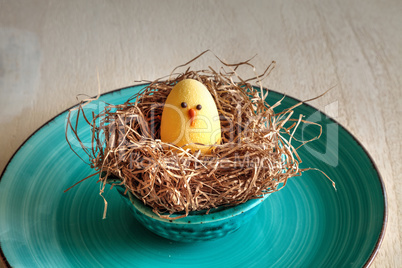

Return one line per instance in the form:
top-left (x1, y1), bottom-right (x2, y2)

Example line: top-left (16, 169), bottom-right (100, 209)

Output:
top-left (124, 189), bottom-right (270, 224)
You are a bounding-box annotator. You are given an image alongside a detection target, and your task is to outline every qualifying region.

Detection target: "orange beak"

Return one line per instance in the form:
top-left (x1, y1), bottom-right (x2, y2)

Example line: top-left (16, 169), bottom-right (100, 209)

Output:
top-left (188, 108), bottom-right (196, 127)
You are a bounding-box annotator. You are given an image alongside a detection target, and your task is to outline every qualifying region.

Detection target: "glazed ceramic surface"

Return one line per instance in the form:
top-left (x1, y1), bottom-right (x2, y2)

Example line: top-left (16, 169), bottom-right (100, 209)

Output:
top-left (113, 183), bottom-right (269, 242)
top-left (0, 84), bottom-right (386, 267)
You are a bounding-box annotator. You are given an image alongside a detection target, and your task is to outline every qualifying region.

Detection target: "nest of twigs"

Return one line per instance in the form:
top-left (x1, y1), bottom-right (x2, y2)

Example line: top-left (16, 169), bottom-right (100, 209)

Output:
top-left (66, 53), bottom-right (333, 219)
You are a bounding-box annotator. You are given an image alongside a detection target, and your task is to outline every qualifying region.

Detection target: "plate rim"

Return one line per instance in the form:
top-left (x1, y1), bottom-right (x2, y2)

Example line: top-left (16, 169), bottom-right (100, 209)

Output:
top-left (0, 84), bottom-right (388, 268)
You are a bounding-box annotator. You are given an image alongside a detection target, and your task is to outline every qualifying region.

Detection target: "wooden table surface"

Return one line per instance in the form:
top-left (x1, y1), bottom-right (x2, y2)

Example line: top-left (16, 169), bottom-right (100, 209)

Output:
top-left (1, 0), bottom-right (400, 267)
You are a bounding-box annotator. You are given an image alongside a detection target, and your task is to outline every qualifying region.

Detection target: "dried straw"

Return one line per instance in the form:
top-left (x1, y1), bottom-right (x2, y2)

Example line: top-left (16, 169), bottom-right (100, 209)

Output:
top-left (66, 53), bottom-right (333, 219)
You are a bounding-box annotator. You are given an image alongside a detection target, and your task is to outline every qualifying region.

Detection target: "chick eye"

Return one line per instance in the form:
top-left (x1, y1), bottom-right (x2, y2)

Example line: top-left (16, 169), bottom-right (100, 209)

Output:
top-left (181, 102), bottom-right (187, 108)
top-left (196, 104), bottom-right (202, 110)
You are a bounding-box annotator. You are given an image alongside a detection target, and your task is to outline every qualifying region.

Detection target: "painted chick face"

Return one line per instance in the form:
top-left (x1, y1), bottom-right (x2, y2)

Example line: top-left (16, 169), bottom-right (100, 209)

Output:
top-left (160, 79), bottom-right (221, 154)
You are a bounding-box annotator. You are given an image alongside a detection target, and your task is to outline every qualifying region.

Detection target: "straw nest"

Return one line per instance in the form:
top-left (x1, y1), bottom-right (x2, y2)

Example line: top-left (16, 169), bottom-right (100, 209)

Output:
top-left (66, 54), bottom-right (333, 219)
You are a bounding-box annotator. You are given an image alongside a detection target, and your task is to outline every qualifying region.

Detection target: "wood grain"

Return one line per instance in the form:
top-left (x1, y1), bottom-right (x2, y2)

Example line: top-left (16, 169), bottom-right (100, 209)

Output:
top-left (0, 0), bottom-right (400, 267)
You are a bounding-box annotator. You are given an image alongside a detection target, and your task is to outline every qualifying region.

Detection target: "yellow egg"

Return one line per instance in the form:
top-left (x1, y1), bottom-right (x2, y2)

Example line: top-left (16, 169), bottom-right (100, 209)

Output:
top-left (160, 79), bottom-right (221, 154)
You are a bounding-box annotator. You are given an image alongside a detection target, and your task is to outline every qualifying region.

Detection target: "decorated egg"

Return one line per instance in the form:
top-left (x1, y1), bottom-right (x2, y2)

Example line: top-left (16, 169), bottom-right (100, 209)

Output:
top-left (160, 79), bottom-right (221, 154)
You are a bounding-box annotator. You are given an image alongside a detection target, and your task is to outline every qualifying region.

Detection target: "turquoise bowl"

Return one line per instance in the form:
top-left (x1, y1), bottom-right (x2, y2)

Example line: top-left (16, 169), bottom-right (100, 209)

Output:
top-left (111, 182), bottom-right (269, 242)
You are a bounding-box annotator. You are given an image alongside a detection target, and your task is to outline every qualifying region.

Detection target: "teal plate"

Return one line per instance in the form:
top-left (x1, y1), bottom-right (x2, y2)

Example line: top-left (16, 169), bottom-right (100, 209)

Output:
top-left (0, 85), bottom-right (386, 267)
